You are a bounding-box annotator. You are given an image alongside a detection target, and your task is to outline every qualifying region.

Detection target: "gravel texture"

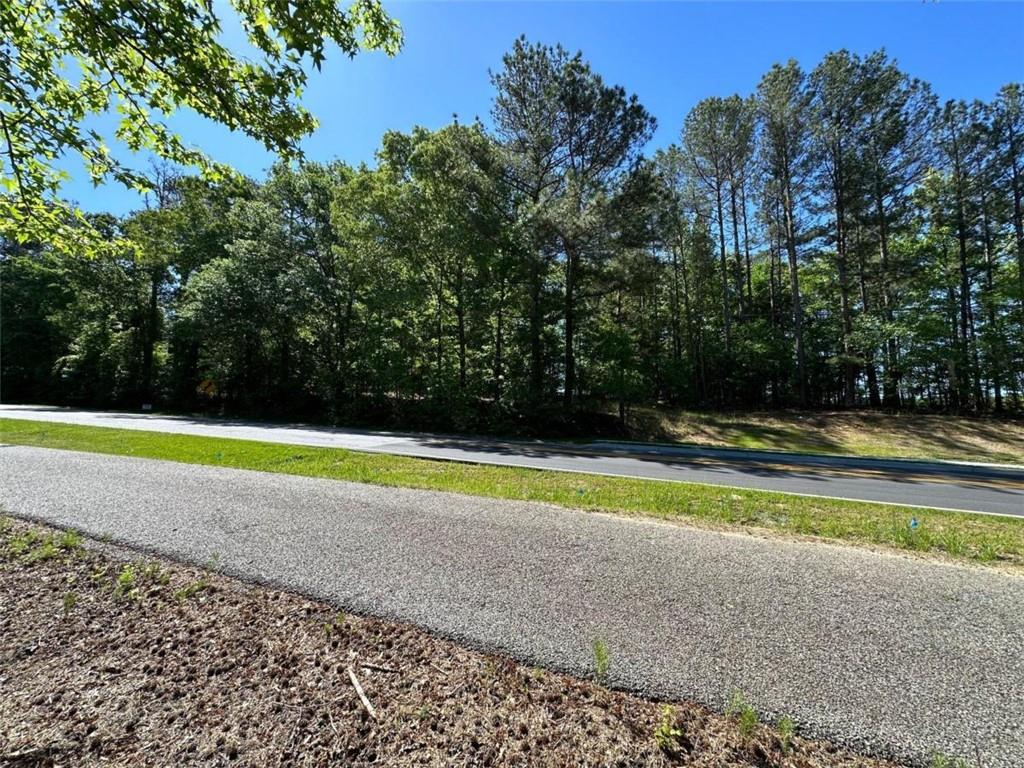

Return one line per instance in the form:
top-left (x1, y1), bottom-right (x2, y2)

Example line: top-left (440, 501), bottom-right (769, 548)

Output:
top-left (2, 446), bottom-right (1023, 766)
top-left (0, 518), bottom-right (900, 767)
top-left (3, 404), bottom-right (1022, 516)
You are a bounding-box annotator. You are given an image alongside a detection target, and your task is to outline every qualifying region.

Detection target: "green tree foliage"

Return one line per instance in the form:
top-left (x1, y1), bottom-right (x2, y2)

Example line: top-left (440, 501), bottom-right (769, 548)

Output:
top-left (490, 37), bottom-right (656, 410)
top-left (3, 40), bottom-right (1022, 430)
top-left (0, 0), bottom-right (401, 252)
top-left (758, 61), bottom-right (813, 406)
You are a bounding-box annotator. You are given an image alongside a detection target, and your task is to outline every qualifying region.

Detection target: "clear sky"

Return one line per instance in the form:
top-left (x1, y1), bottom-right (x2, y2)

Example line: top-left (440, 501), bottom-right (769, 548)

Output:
top-left (66, 0), bottom-right (1024, 214)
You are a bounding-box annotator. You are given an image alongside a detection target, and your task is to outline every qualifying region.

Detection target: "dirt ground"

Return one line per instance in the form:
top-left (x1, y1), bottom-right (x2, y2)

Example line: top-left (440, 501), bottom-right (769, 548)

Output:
top-left (0, 519), bottom-right (902, 767)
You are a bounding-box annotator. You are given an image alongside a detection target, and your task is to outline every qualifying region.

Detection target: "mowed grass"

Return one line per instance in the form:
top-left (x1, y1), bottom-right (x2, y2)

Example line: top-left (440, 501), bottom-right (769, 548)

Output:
top-left (626, 407), bottom-right (1024, 465)
top-left (2, 417), bottom-right (1022, 568)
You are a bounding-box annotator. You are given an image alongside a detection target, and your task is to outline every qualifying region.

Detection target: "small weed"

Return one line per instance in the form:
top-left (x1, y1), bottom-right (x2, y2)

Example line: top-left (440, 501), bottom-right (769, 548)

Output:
top-left (724, 689), bottom-right (745, 717)
top-left (138, 561), bottom-right (169, 585)
top-left (114, 564), bottom-right (138, 600)
top-left (174, 557), bottom-right (222, 602)
top-left (8, 530), bottom-right (39, 557)
top-left (112, 559), bottom-right (170, 600)
top-left (654, 705), bottom-right (686, 755)
top-left (777, 714), bottom-right (795, 753)
top-left (58, 530), bottom-right (83, 552)
top-left (726, 690), bottom-right (758, 740)
top-left (738, 705), bottom-right (758, 739)
top-left (9, 527), bottom-right (83, 563)
top-left (929, 753), bottom-right (969, 768)
top-left (321, 611), bottom-right (346, 635)
top-left (592, 638), bottom-right (610, 685)
top-left (24, 537), bottom-right (59, 563)
top-left (0, 516), bottom-right (11, 537)
top-left (62, 591), bottom-right (78, 617)
top-left (174, 573), bottom-right (211, 601)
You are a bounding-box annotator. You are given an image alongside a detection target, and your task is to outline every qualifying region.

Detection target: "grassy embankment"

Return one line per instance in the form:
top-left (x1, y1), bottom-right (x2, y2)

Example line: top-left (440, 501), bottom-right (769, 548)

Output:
top-left (624, 407), bottom-right (1024, 465)
top-left (3, 417), bottom-right (1022, 569)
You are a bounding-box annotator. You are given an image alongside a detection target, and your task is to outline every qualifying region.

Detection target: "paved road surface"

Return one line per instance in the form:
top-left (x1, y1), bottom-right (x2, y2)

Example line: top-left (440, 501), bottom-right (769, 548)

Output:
top-left (2, 405), bottom-right (1023, 517)
top-left (2, 446), bottom-right (1022, 766)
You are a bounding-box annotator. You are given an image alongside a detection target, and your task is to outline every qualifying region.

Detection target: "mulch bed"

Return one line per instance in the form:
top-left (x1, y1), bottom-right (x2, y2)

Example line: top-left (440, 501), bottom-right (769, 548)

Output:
top-left (0, 519), bottom-right (900, 767)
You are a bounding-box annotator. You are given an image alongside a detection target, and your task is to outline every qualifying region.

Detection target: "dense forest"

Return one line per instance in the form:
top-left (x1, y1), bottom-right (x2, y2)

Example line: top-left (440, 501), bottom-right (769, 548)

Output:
top-left (3, 40), bottom-right (1023, 433)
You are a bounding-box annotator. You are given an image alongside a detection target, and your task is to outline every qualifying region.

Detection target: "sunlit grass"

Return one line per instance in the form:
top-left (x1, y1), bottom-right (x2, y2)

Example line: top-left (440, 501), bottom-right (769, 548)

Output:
top-left (625, 407), bottom-right (1024, 465)
top-left (2, 417), bottom-right (1022, 568)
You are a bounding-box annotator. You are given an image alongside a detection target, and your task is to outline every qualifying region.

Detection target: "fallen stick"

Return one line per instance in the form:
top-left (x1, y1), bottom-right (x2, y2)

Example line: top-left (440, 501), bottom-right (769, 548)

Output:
top-left (361, 662), bottom-right (399, 674)
top-left (1, 743), bottom-right (71, 765)
top-left (347, 666), bottom-right (377, 720)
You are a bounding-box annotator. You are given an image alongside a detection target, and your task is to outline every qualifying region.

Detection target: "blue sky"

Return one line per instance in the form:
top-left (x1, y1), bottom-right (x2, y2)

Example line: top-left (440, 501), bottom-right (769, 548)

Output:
top-left (67, 1), bottom-right (1024, 214)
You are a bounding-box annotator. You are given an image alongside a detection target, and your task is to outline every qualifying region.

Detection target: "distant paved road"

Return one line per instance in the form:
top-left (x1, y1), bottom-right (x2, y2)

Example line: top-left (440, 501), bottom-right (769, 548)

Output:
top-left (2, 446), bottom-right (1022, 765)
top-left (2, 405), bottom-right (1023, 517)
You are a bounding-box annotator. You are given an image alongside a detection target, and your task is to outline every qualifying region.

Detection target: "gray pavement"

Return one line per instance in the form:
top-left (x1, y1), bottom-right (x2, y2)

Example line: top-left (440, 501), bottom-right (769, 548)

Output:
top-left (2, 445), bottom-right (1022, 766)
top-left (2, 404), bottom-right (1023, 517)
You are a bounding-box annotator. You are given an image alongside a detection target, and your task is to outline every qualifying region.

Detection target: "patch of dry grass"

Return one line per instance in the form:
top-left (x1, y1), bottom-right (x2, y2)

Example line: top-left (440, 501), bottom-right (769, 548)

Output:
top-left (626, 408), bottom-right (1024, 465)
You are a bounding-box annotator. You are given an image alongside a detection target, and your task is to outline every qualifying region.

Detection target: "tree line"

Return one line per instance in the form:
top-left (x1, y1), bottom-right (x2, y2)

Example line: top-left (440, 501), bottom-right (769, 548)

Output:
top-left (4, 39), bottom-right (1023, 432)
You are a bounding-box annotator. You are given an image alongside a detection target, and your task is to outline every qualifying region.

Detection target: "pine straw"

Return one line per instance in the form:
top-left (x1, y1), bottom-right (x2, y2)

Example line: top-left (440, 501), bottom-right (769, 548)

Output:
top-left (0, 520), bottom-right (901, 767)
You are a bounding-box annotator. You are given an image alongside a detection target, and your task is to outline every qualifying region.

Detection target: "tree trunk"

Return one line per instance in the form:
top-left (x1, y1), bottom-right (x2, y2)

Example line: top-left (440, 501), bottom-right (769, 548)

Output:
top-left (833, 173), bottom-right (855, 407)
top-left (714, 183), bottom-right (732, 357)
top-left (768, 202), bottom-right (782, 407)
top-left (729, 184), bottom-right (745, 320)
top-left (874, 184), bottom-right (901, 409)
top-left (953, 160), bottom-right (975, 410)
top-left (782, 177), bottom-right (806, 407)
top-left (669, 243), bottom-right (683, 364)
top-left (981, 200), bottom-right (1003, 411)
top-left (740, 182), bottom-right (754, 312)
top-left (494, 278), bottom-right (506, 403)
top-left (455, 263), bottom-right (467, 390)
top-left (456, 304), bottom-right (467, 391)
top-left (1006, 115), bottom-right (1024, 311)
top-left (562, 241), bottom-right (579, 409)
top-left (674, 230), bottom-right (700, 403)
top-left (528, 259), bottom-right (544, 408)
top-left (435, 288), bottom-right (444, 394)
top-left (141, 268), bottom-right (161, 403)
top-left (855, 231), bottom-right (882, 407)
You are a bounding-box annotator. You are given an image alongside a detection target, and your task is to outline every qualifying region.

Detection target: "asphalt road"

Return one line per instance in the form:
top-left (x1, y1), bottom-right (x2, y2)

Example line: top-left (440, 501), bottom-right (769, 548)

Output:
top-left (2, 404), bottom-right (1023, 517)
top-left (2, 446), bottom-right (1022, 766)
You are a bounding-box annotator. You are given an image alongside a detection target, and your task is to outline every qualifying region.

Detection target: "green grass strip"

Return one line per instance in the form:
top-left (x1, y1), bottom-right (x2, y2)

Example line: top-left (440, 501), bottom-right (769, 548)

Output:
top-left (2, 417), bottom-right (1022, 568)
